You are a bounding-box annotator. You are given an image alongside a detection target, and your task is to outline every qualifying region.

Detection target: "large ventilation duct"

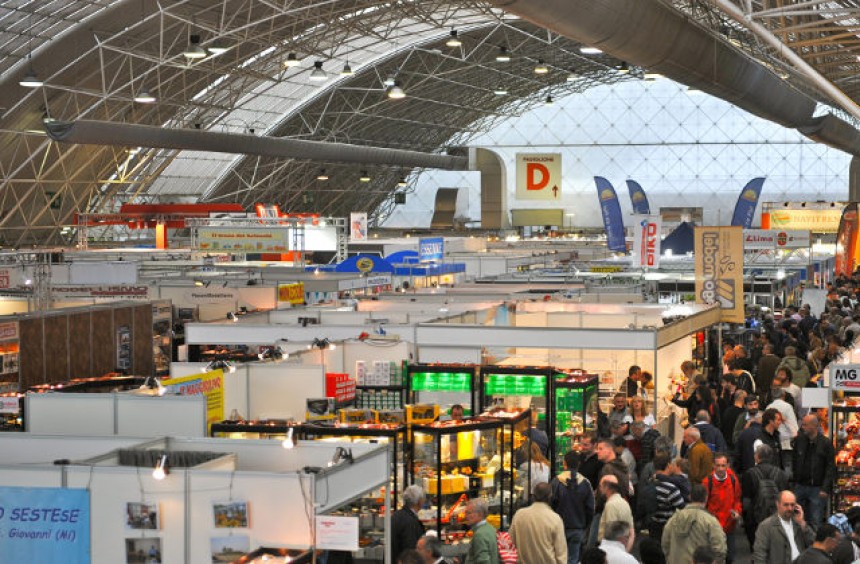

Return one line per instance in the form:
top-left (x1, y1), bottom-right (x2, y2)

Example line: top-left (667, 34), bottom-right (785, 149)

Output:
top-left (799, 116), bottom-right (860, 158)
top-left (489, 0), bottom-right (816, 129)
top-left (45, 120), bottom-right (468, 171)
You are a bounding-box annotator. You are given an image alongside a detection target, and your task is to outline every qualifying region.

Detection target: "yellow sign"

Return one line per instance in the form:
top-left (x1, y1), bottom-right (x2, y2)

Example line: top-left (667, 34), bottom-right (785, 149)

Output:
top-left (198, 227), bottom-right (290, 252)
top-left (278, 282), bottom-right (305, 305)
top-left (589, 266), bottom-right (623, 273)
top-left (515, 153), bottom-right (562, 201)
top-left (694, 226), bottom-right (744, 323)
top-left (163, 370), bottom-right (224, 429)
top-left (356, 257), bottom-right (375, 273)
top-left (764, 209), bottom-right (842, 233)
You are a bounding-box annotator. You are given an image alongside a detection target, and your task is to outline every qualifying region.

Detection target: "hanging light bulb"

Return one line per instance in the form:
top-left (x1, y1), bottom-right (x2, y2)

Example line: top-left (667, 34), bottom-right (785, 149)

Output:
top-left (618, 62), bottom-right (630, 74)
top-left (134, 88), bottom-right (156, 104)
top-left (183, 34), bottom-right (207, 59)
top-left (387, 81), bottom-right (406, 99)
top-left (493, 85), bottom-right (508, 95)
top-left (496, 46), bottom-right (511, 62)
top-left (309, 61), bottom-right (327, 81)
top-left (316, 169), bottom-right (329, 181)
top-left (566, 69), bottom-right (579, 82)
top-left (397, 177), bottom-right (408, 187)
top-left (446, 30), bottom-right (462, 48)
top-left (282, 427), bottom-right (295, 449)
top-left (19, 70), bottom-right (43, 88)
top-left (383, 73), bottom-right (397, 87)
top-left (359, 171), bottom-right (371, 183)
top-left (340, 61), bottom-right (354, 76)
top-left (284, 52), bottom-right (301, 68)
top-left (152, 455), bottom-right (168, 480)
top-left (534, 59), bottom-right (549, 75)
top-left (579, 46), bottom-right (602, 55)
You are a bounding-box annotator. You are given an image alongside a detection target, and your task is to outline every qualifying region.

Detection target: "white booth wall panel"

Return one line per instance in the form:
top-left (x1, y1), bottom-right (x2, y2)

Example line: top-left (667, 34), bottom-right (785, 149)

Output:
top-left (199, 303), bottom-right (236, 322)
top-left (343, 341), bottom-right (409, 379)
top-left (248, 365), bottom-right (323, 421)
top-left (577, 293), bottom-right (645, 304)
top-left (156, 286), bottom-right (277, 318)
top-left (0, 467), bottom-right (62, 488)
top-left (417, 325), bottom-right (657, 350)
top-left (26, 394), bottom-right (115, 435)
top-left (0, 435), bottom-right (144, 464)
top-left (417, 346), bottom-right (482, 364)
top-left (185, 324), bottom-right (366, 345)
top-left (187, 471), bottom-right (312, 553)
top-left (169, 362), bottom-right (210, 378)
top-left (116, 395), bottom-right (207, 437)
top-left (66, 466), bottom-right (185, 564)
top-left (69, 261), bottom-right (138, 284)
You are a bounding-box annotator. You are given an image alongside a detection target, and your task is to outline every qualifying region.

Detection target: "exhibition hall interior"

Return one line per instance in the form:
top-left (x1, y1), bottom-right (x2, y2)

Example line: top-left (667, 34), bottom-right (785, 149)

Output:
top-left (2, 1), bottom-right (860, 563)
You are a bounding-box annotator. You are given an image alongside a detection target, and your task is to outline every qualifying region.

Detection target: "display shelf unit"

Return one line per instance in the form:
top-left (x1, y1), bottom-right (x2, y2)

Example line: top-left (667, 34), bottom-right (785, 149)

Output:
top-left (552, 372), bottom-right (599, 473)
top-left (411, 419), bottom-right (503, 540)
top-left (301, 422), bottom-right (408, 507)
top-left (479, 365), bottom-right (553, 433)
top-left (209, 420), bottom-right (300, 440)
top-left (831, 398), bottom-right (860, 513)
top-left (406, 363), bottom-right (477, 416)
top-left (478, 407), bottom-right (531, 523)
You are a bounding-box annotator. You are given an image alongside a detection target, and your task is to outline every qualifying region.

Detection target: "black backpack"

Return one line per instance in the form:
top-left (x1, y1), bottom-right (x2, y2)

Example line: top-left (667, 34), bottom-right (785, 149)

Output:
top-left (751, 465), bottom-right (780, 523)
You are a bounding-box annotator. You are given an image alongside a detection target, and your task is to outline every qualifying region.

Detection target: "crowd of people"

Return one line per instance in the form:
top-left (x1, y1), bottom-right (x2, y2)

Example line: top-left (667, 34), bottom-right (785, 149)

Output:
top-left (390, 281), bottom-right (860, 564)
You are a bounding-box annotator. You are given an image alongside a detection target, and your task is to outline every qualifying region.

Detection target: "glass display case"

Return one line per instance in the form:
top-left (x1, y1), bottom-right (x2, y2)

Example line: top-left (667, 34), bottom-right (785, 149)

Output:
top-left (411, 418), bottom-right (503, 541)
top-left (831, 395), bottom-right (859, 513)
top-left (552, 371), bottom-right (599, 473)
top-left (406, 363), bottom-right (477, 416)
top-left (301, 422), bottom-right (408, 506)
top-left (479, 407), bottom-right (531, 523)
top-left (479, 365), bottom-right (553, 434)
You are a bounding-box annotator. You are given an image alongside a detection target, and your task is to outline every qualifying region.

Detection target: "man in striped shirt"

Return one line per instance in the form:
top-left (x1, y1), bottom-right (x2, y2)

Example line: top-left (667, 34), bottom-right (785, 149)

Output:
top-left (649, 452), bottom-right (686, 541)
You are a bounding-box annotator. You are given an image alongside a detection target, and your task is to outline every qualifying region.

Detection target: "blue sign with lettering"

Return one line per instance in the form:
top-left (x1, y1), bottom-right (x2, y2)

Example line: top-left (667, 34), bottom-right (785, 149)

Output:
top-left (419, 237), bottom-right (444, 262)
top-left (0, 486), bottom-right (90, 563)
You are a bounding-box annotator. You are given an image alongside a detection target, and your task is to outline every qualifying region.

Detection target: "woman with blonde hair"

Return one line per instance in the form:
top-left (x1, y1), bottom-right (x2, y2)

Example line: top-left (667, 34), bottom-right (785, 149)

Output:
top-left (518, 441), bottom-right (550, 500)
top-left (630, 395), bottom-right (656, 427)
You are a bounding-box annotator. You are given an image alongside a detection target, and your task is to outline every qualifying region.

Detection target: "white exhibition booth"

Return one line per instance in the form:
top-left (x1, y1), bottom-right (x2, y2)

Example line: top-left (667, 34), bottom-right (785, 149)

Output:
top-left (0, 434), bottom-right (389, 563)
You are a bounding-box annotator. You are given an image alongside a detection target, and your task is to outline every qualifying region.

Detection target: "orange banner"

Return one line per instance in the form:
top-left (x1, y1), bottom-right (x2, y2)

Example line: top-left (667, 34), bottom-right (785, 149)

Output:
top-left (694, 226), bottom-right (744, 323)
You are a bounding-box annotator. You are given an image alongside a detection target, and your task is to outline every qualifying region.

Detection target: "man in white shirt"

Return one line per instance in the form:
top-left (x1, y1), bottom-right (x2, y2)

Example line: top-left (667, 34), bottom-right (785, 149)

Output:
top-left (752, 490), bottom-right (814, 563)
top-left (766, 387), bottom-right (798, 473)
top-left (597, 520), bottom-right (638, 564)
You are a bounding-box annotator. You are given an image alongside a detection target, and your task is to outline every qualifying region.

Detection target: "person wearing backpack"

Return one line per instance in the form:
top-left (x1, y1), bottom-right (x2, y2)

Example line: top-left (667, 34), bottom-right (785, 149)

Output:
top-left (550, 451), bottom-right (595, 564)
top-left (776, 346), bottom-right (812, 389)
top-left (703, 453), bottom-right (742, 564)
top-left (741, 444), bottom-right (788, 549)
top-left (752, 490), bottom-right (814, 563)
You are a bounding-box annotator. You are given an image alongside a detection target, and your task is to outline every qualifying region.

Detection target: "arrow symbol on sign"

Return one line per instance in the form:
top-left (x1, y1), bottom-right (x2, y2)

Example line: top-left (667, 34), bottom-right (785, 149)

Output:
top-left (552, 185), bottom-right (558, 198)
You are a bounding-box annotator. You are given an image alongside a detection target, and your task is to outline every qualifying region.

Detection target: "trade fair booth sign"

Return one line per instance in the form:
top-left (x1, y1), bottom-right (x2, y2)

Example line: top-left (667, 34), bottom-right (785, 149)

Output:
top-left (0, 486), bottom-right (90, 563)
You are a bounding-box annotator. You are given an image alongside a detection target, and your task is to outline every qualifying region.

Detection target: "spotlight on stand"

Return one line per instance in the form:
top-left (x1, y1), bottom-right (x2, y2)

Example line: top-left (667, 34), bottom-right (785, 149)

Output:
top-left (282, 427), bottom-right (296, 449)
top-left (205, 359), bottom-right (236, 373)
top-left (309, 338), bottom-right (335, 350)
top-left (227, 311), bottom-right (238, 322)
top-left (327, 446), bottom-right (353, 467)
top-left (139, 376), bottom-right (167, 396)
top-left (152, 455), bottom-right (168, 480)
top-left (258, 348), bottom-right (284, 361)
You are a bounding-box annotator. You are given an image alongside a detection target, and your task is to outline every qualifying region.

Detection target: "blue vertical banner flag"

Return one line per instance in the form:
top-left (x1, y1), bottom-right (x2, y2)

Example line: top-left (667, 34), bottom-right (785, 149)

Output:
top-left (729, 177), bottom-right (766, 228)
top-left (625, 179), bottom-right (651, 215)
top-left (594, 176), bottom-right (627, 252)
top-left (0, 486), bottom-right (90, 563)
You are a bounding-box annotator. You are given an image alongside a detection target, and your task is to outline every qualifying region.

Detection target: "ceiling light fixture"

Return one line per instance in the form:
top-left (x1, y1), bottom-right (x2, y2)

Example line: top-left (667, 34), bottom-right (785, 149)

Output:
top-left (284, 52), bottom-right (301, 68)
top-left (493, 85), bottom-right (508, 95)
top-left (534, 59), bottom-right (549, 74)
top-left (340, 61), bottom-right (354, 76)
top-left (387, 81), bottom-right (406, 99)
top-left (309, 61), bottom-right (327, 81)
top-left (207, 42), bottom-right (230, 56)
top-left (282, 427), bottom-right (296, 449)
top-left (618, 62), bottom-right (630, 74)
top-left (359, 171), bottom-right (371, 183)
top-left (545, 95), bottom-right (554, 105)
top-left (579, 46), bottom-right (602, 55)
top-left (566, 69), bottom-right (579, 82)
top-left (134, 88), bottom-right (156, 104)
top-left (397, 177), bottom-right (408, 187)
top-left (183, 34), bottom-right (207, 59)
top-left (19, 70), bottom-right (43, 88)
top-left (317, 169), bottom-right (329, 181)
top-left (446, 29), bottom-right (462, 48)
top-left (383, 73), bottom-right (397, 87)
top-left (496, 46), bottom-right (511, 62)
top-left (152, 455), bottom-right (168, 480)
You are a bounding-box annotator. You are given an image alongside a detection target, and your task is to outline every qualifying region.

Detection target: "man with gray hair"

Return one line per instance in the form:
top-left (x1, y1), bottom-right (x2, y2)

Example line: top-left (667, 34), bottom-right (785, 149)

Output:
top-left (509, 482), bottom-right (567, 563)
top-left (416, 535), bottom-right (453, 564)
top-left (392, 484), bottom-right (426, 562)
top-left (691, 409), bottom-right (728, 454)
top-left (684, 426), bottom-right (713, 484)
top-left (463, 498), bottom-right (499, 564)
top-left (597, 521), bottom-right (638, 564)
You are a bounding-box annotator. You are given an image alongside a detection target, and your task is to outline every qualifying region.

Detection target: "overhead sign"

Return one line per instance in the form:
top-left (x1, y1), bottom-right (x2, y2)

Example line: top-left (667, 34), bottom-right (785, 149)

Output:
top-left (419, 237), bottom-right (444, 262)
top-left (51, 285), bottom-right (150, 301)
top-left (830, 363), bottom-right (860, 390)
top-left (516, 153), bottom-right (561, 200)
top-left (0, 486), bottom-right (90, 563)
top-left (0, 268), bottom-right (22, 290)
top-left (198, 227), bottom-right (290, 252)
top-left (743, 229), bottom-right (811, 250)
top-left (0, 322), bottom-right (19, 342)
top-left (763, 209), bottom-right (842, 233)
top-left (350, 212), bottom-right (367, 242)
top-left (632, 215), bottom-right (661, 268)
top-left (278, 282), bottom-right (305, 305)
top-left (694, 226), bottom-right (744, 323)
top-left (164, 370), bottom-right (225, 429)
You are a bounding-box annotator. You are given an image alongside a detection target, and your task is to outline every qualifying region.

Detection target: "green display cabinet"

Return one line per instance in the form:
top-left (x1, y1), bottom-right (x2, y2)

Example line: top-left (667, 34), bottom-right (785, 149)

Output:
top-left (406, 363), bottom-right (477, 417)
top-left (551, 371), bottom-right (599, 473)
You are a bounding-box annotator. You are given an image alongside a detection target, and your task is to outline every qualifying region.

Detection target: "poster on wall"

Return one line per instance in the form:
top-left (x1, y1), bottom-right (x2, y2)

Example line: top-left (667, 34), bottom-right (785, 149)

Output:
top-left (350, 212), bottom-right (367, 242)
top-left (116, 325), bottom-right (132, 371)
top-left (315, 515), bottom-right (360, 551)
top-left (515, 153), bottom-right (561, 200)
top-left (125, 502), bottom-right (159, 530)
top-left (631, 215), bottom-right (661, 268)
top-left (125, 537), bottom-right (161, 563)
top-left (210, 535), bottom-right (250, 563)
top-left (0, 486), bottom-right (90, 563)
top-left (212, 501), bottom-right (250, 528)
top-left (694, 226), bottom-right (744, 323)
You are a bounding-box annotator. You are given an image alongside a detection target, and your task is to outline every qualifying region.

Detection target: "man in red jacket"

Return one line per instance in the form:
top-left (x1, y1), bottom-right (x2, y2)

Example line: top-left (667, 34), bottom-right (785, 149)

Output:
top-left (703, 452), bottom-right (742, 564)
